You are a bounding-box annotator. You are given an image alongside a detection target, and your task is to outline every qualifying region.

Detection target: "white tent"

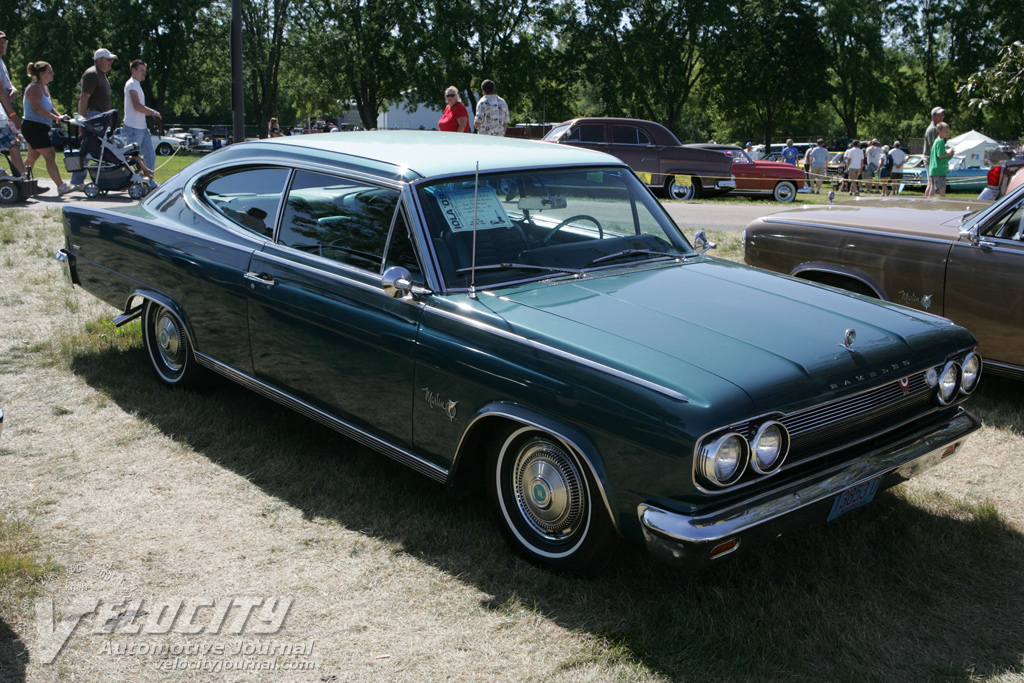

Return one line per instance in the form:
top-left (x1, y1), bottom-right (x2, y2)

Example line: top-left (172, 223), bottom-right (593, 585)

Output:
top-left (947, 130), bottom-right (999, 168)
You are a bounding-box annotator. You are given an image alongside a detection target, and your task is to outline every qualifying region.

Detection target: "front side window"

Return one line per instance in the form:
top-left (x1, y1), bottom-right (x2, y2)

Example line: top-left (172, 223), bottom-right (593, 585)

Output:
top-left (202, 167), bottom-right (290, 238)
top-left (980, 199), bottom-right (1024, 241)
top-left (416, 166), bottom-right (692, 291)
top-left (566, 125), bottom-right (604, 143)
top-left (278, 171), bottom-right (399, 272)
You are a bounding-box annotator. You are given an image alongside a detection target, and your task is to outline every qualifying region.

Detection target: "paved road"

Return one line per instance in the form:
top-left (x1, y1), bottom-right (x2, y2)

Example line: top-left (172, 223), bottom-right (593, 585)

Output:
top-left (13, 177), bottom-right (792, 232)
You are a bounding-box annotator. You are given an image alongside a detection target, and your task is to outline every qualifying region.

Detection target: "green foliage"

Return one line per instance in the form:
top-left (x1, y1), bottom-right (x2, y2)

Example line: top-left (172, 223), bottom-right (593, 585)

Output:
top-left (3, 0), bottom-right (1021, 140)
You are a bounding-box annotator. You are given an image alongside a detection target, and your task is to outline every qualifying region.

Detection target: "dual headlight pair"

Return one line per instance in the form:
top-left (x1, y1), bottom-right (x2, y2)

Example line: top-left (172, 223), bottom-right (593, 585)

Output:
top-left (696, 421), bottom-right (790, 489)
top-left (927, 351), bottom-right (982, 405)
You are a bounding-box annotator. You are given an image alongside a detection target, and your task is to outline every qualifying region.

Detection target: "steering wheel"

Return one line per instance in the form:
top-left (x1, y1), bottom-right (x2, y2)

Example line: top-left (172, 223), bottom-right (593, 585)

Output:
top-left (539, 215), bottom-right (603, 246)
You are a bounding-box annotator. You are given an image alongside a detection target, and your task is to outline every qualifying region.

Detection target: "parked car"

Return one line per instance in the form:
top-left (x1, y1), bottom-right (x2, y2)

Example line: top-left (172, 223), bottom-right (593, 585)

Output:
top-left (898, 155), bottom-right (994, 192)
top-left (685, 144), bottom-right (806, 202)
top-left (152, 133), bottom-right (186, 156)
top-left (744, 185), bottom-right (1024, 379)
top-left (57, 132), bottom-right (981, 573)
top-left (542, 117), bottom-right (735, 200)
top-left (986, 159), bottom-right (1024, 198)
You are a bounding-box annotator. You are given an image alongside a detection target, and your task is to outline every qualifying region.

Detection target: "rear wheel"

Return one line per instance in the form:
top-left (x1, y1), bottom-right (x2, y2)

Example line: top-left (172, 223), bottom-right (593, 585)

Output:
top-left (128, 182), bottom-right (146, 199)
top-left (665, 175), bottom-right (700, 200)
top-left (141, 301), bottom-right (206, 388)
top-left (84, 184), bottom-right (100, 198)
top-left (486, 425), bottom-right (622, 575)
top-left (0, 180), bottom-right (17, 204)
top-left (773, 180), bottom-right (797, 202)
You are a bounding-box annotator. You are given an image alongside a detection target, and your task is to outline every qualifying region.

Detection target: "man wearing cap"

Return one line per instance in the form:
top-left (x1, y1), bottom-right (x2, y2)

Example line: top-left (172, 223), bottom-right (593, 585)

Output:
top-left (0, 30), bottom-right (25, 177)
top-left (889, 140), bottom-right (906, 188)
top-left (69, 47), bottom-right (117, 190)
top-left (923, 106), bottom-right (944, 197)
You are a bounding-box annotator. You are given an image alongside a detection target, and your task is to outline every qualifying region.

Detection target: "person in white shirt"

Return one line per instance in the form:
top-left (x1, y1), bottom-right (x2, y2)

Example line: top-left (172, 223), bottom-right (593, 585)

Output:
top-left (888, 140), bottom-right (907, 186)
top-left (808, 139), bottom-right (830, 194)
top-left (123, 59), bottom-right (160, 176)
top-left (864, 139), bottom-right (883, 193)
top-left (843, 140), bottom-right (865, 195)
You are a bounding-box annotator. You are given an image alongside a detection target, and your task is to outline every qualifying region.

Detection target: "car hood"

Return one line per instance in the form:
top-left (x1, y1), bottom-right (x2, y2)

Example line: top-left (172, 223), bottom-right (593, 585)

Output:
top-left (480, 258), bottom-right (973, 415)
top-left (759, 197), bottom-right (987, 239)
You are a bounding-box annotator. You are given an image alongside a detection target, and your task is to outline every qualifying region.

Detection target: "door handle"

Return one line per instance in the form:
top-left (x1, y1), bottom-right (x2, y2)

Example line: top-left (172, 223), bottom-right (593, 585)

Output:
top-left (244, 271), bottom-right (276, 286)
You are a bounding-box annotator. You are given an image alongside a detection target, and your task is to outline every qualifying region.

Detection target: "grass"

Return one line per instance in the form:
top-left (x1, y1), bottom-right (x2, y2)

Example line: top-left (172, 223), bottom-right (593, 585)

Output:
top-left (2, 197), bottom-right (1024, 681)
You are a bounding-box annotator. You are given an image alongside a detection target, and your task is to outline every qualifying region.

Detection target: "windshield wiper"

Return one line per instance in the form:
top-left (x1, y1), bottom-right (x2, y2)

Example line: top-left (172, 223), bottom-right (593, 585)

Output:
top-left (586, 249), bottom-right (693, 267)
top-left (456, 262), bottom-right (585, 276)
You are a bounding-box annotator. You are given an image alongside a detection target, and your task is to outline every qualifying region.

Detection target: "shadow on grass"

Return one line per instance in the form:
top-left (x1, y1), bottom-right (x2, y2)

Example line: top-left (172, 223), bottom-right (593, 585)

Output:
top-left (69, 344), bottom-right (1024, 683)
top-left (0, 617), bottom-right (28, 683)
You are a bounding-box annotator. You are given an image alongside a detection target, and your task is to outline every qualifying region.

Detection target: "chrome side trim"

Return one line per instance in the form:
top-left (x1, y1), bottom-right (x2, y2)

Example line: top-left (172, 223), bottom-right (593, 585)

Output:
top-left (425, 306), bottom-right (689, 403)
top-left (759, 217), bottom-right (955, 247)
top-left (981, 358), bottom-right (1024, 382)
top-left (193, 352), bottom-right (447, 483)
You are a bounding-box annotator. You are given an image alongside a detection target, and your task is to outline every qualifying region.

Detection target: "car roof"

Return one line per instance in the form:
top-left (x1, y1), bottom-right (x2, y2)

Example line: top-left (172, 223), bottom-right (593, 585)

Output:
top-left (252, 131), bottom-right (620, 179)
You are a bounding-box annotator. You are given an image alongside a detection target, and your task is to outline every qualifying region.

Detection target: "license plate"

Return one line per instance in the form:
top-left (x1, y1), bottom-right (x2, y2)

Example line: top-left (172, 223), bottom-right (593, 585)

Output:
top-left (827, 477), bottom-right (881, 522)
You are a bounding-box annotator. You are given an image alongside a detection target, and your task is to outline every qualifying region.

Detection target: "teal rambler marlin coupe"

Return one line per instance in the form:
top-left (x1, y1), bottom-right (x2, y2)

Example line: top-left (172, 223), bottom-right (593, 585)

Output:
top-left (57, 132), bottom-right (981, 574)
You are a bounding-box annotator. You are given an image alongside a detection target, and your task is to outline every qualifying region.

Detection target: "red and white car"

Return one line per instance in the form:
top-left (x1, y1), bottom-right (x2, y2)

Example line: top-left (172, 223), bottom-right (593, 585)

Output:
top-left (686, 144), bottom-right (807, 202)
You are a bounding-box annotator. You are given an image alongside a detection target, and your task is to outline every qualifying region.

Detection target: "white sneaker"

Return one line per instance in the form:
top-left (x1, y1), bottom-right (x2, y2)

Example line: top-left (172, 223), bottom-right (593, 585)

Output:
top-left (71, 183), bottom-right (84, 192)
top-left (57, 183), bottom-right (74, 196)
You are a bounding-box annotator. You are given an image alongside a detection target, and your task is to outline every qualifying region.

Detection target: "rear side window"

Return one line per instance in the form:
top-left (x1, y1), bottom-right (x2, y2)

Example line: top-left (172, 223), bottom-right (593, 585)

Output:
top-left (566, 125), bottom-right (604, 143)
top-left (202, 167), bottom-right (290, 238)
top-left (278, 170), bottom-right (400, 272)
top-left (611, 126), bottom-right (651, 145)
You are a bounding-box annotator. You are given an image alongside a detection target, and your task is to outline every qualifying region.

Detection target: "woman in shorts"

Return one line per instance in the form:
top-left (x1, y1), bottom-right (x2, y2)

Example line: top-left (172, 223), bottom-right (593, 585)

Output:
top-left (22, 61), bottom-right (72, 195)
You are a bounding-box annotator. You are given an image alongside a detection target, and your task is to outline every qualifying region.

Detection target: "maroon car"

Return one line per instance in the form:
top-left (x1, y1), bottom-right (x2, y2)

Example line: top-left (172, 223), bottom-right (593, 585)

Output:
top-left (687, 144), bottom-right (806, 202)
top-left (542, 118), bottom-right (735, 200)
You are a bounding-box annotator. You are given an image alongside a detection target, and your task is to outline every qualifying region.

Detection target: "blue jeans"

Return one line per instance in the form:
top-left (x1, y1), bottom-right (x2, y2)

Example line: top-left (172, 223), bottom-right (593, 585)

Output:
top-left (124, 125), bottom-right (155, 172)
top-left (71, 109), bottom-right (103, 185)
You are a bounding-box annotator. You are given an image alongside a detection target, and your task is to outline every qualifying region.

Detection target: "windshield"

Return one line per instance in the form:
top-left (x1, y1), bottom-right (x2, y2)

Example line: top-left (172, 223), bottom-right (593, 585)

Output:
top-left (542, 123), bottom-right (571, 141)
top-left (414, 166), bottom-right (693, 291)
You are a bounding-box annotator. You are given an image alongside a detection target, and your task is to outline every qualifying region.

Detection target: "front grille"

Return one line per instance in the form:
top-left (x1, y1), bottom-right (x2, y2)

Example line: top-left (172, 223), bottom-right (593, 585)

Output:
top-left (782, 373), bottom-right (931, 456)
top-left (701, 372), bottom-right (940, 494)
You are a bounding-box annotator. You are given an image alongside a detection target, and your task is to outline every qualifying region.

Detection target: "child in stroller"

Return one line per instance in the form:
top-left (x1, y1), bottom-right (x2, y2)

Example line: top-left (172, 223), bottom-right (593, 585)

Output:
top-left (66, 109), bottom-right (155, 199)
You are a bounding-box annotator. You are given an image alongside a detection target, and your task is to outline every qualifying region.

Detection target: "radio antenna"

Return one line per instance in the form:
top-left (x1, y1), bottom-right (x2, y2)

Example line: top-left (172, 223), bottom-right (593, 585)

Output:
top-left (470, 160), bottom-right (479, 299)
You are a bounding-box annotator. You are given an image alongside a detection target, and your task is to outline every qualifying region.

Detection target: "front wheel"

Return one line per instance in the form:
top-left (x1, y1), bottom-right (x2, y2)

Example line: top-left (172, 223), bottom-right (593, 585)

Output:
top-left (486, 426), bottom-right (622, 575)
top-left (665, 175), bottom-right (700, 200)
top-left (141, 301), bottom-right (206, 388)
top-left (83, 183), bottom-right (100, 198)
top-left (156, 142), bottom-right (173, 156)
top-left (128, 182), bottom-right (146, 199)
top-left (773, 180), bottom-right (797, 202)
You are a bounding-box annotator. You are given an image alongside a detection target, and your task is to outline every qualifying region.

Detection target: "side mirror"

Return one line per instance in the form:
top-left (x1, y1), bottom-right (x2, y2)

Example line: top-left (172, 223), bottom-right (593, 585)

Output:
top-left (382, 266), bottom-right (413, 298)
top-left (694, 230), bottom-right (717, 254)
top-left (958, 225), bottom-right (979, 246)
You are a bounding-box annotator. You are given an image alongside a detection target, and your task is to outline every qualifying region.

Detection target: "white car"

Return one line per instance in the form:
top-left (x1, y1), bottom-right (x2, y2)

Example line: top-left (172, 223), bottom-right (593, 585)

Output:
top-left (152, 134), bottom-right (186, 156)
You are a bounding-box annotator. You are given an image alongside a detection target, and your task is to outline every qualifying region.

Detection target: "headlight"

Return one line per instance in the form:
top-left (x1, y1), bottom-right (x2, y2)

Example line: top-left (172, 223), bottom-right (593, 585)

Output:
top-left (937, 361), bottom-right (961, 404)
top-left (750, 421), bottom-right (790, 474)
top-left (961, 352), bottom-right (982, 394)
top-left (698, 432), bottom-right (748, 487)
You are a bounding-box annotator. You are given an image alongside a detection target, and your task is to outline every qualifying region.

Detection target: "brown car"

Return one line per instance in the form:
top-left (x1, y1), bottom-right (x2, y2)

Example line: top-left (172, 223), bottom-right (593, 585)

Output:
top-left (542, 118), bottom-right (735, 200)
top-left (743, 188), bottom-right (1024, 379)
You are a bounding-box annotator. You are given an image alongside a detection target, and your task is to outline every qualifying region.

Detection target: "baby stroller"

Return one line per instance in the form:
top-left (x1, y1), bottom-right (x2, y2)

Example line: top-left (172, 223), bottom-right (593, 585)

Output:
top-left (65, 110), bottom-right (153, 199)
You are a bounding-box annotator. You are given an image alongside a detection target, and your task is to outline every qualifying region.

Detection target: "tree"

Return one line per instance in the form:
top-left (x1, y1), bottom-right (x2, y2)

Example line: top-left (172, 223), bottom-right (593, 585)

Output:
top-left (709, 0), bottom-right (829, 149)
top-left (814, 0), bottom-right (889, 138)
top-left (959, 40), bottom-right (1024, 136)
top-left (565, 0), bottom-right (726, 132)
top-left (241, 0), bottom-right (294, 136)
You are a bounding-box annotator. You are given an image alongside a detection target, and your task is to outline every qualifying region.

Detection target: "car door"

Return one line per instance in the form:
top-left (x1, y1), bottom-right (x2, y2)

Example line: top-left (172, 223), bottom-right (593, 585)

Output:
top-left (559, 122), bottom-right (607, 155)
top-left (245, 170), bottom-right (425, 449)
top-left (944, 194), bottom-right (1024, 370)
top-left (608, 124), bottom-right (661, 186)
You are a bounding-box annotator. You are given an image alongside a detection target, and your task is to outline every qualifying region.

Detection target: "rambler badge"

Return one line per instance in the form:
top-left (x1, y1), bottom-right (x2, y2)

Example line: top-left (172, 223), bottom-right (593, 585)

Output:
top-left (422, 388), bottom-right (458, 421)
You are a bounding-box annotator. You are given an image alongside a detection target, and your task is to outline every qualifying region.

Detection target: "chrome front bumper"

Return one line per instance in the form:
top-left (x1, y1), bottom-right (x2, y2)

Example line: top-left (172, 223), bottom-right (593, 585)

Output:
top-left (638, 408), bottom-right (980, 566)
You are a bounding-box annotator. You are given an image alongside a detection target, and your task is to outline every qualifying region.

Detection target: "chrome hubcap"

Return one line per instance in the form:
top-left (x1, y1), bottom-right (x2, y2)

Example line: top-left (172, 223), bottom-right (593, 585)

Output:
top-left (512, 440), bottom-right (583, 541)
top-left (155, 312), bottom-right (184, 371)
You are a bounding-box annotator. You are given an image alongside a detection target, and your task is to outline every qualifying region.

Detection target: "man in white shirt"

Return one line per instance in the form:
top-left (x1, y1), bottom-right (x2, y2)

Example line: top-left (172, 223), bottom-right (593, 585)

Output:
top-left (123, 59), bottom-right (161, 175)
top-left (888, 140), bottom-right (907, 188)
top-left (843, 140), bottom-right (865, 195)
top-left (473, 79), bottom-right (509, 136)
top-left (864, 139), bottom-right (883, 193)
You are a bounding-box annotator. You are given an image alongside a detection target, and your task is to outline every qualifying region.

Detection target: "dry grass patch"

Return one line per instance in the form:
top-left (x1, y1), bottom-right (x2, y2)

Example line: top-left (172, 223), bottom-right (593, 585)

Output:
top-left (2, 208), bottom-right (1024, 682)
